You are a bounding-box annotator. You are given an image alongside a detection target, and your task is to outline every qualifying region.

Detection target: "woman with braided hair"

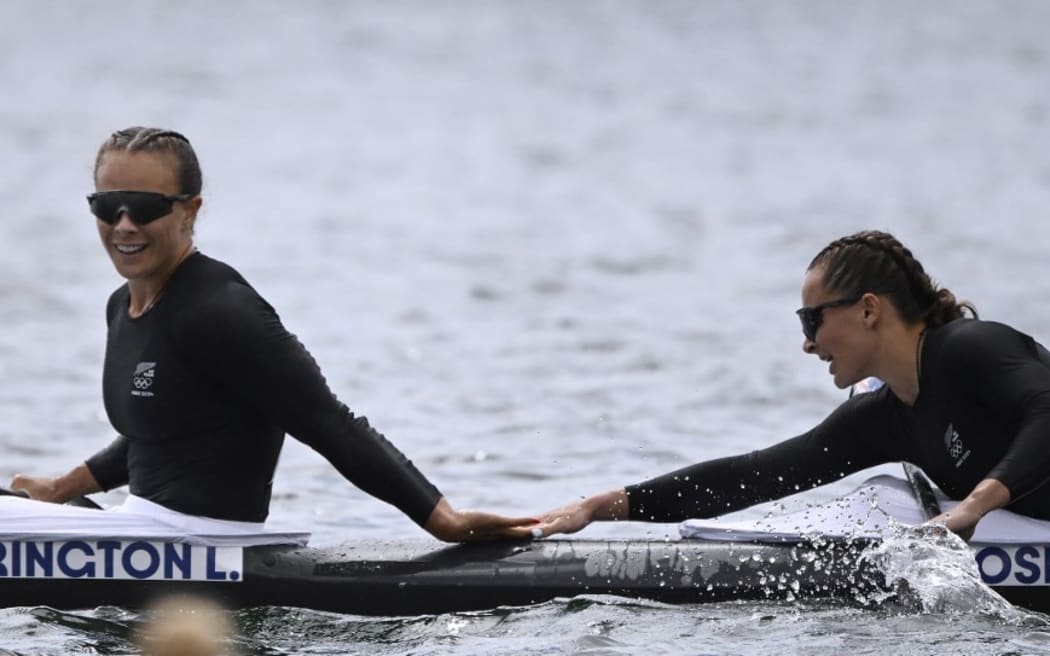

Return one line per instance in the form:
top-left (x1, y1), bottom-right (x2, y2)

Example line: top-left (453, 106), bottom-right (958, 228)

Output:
top-left (534, 230), bottom-right (1050, 541)
top-left (10, 126), bottom-right (538, 542)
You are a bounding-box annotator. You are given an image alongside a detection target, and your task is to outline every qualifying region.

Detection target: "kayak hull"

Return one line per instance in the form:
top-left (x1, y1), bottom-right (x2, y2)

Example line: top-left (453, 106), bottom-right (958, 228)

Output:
top-left (0, 538), bottom-right (888, 614)
top-left (1, 538), bottom-right (1044, 615)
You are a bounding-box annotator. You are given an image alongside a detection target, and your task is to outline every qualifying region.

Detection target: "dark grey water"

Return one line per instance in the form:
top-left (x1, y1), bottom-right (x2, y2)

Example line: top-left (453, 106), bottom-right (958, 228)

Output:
top-left (3, 1), bottom-right (1050, 653)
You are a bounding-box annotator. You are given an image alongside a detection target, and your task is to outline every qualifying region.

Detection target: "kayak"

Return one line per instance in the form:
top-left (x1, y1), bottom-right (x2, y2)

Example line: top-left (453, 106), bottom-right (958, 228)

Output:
top-left (1, 533), bottom-right (1046, 616)
top-left (0, 536), bottom-right (886, 615)
top-left (1, 475), bottom-right (1048, 615)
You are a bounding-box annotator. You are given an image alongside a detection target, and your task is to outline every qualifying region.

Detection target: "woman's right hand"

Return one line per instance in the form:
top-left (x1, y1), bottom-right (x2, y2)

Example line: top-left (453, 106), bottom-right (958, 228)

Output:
top-left (10, 464), bottom-right (102, 504)
top-left (531, 489), bottom-right (630, 538)
top-left (9, 474), bottom-right (62, 502)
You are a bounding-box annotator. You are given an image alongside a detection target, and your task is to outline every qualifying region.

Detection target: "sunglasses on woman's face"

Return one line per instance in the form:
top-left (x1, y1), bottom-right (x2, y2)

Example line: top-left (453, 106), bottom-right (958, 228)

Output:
top-left (87, 190), bottom-right (193, 226)
top-left (795, 295), bottom-right (863, 342)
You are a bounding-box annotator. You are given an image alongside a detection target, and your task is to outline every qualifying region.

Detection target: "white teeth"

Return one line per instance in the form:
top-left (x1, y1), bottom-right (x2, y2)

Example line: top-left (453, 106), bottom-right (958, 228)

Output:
top-left (115, 244), bottom-right (146, 254)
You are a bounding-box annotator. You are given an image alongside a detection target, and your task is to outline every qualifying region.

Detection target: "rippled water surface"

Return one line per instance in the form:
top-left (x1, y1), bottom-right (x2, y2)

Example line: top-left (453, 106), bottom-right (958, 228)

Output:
top-left (3, 1), bottom-right (1050, 653)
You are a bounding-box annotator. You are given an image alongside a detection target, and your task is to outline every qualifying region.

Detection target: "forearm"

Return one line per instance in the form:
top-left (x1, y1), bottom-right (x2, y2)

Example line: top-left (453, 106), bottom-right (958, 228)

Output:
top-left (625, 448), bottom-right (844, 522)
top-left (933, 478), bottom-right (1011, 541)
top-left (584, 489), bottom-right (630, 522)
top-left (953, 478), bottom-right (1011, 517)
top-left (56, 464), bottom-right (104, 499)
top-left (624, 415), bottom-right (884, 523)
top-left (315, 414), bottom-right (443, 526)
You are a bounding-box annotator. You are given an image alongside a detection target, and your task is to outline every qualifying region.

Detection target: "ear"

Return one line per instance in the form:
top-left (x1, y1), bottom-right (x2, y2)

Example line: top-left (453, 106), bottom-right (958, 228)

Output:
top-left (861, 293), bottom-right (880, 326)
top-left (183, 196), bottom-right (202, 234)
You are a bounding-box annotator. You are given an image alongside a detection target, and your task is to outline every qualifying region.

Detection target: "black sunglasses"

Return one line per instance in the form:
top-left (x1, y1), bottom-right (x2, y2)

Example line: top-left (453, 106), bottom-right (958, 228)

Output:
top-left (795, 294), bottom-right (863, 342)
top-left (87, 190), bottom-right (193, 226)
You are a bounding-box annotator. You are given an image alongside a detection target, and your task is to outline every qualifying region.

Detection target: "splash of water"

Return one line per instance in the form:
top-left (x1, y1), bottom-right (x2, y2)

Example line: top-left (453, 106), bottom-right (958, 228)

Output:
top-left (860, 523), bottom-right (1047, 624)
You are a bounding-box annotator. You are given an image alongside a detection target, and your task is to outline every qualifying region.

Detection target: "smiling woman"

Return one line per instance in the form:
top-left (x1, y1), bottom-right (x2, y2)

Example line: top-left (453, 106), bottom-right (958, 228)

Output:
top-left (90, 130), bottom-right (202, 318)
top-left (10, 126), bottom-right (538, 543)
top-left (534, 230), bottom-right (1050, 543)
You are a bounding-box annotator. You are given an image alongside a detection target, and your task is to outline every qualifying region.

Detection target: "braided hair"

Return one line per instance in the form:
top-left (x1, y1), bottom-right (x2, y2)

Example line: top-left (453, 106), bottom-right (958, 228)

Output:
top-left (93, 127), bottom-right (203, 197)
top-left (808, 230), bottom-right (976, 329)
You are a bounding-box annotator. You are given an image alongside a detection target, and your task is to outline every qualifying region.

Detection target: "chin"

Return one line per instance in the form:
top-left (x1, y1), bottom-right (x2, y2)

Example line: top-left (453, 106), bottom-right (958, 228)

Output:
top-left (110, 260), bottom-right (150, 281)
top-left (109, 260), bottom-right (137, 279)
top-left (832, 372), bottom-right (861, 390)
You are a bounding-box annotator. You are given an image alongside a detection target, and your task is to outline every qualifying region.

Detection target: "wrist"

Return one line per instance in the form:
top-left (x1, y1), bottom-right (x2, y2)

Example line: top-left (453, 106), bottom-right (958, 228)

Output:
top-left (588, 489), bottom-right (629, 521)
top-left (423, 498), bottom-right (463, 542)
top-left (56, 465), bottom-right (103, 502)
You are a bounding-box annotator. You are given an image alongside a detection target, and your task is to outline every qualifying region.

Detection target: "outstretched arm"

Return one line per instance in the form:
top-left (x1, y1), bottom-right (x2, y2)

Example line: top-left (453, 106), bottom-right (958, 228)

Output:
top-left (178, 284), bottom-right (531, 536)
top-left (533, 392), bottom-right (893, 537)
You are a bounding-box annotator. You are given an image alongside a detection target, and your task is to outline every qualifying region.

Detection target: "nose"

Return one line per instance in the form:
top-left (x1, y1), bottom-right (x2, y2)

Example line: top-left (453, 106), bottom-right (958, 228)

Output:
top-left (112, 209), bottom-right (138, 231)
top-left (802, 337), bottom-right (817, 354)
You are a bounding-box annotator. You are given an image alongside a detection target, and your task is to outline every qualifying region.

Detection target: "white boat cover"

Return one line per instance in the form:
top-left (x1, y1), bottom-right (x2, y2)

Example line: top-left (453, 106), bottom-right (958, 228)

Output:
top-left (680, 475), bottom-right (1050, 546)
top-left (0, 494), bottom-right (310, 547)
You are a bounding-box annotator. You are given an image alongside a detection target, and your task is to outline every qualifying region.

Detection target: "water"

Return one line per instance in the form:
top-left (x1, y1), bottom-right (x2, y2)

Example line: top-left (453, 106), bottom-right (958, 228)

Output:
top-left (2, 0), bottom-right (1050, 653)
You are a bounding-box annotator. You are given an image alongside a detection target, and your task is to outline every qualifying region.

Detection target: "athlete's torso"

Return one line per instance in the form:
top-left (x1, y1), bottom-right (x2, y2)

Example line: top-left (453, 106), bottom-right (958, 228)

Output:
top-left (102, 253), bottom-right (284, 520)
top-left (890, 319), bottom-right (1050, 517)
top-left (97, 252), bottom-right (443, 525)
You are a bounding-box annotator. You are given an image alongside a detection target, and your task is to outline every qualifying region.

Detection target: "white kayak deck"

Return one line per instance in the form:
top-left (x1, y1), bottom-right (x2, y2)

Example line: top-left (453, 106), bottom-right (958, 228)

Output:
top-left (3, 475), bottom-right (1046, 548)
top-left (680, 474), bottom-right (1050, 546)
top-left (0, 494), bottom-right (309, 547)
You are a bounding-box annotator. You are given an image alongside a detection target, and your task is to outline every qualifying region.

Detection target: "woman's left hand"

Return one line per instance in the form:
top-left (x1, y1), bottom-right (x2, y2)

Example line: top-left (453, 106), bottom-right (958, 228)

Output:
top-left (928, 508), bottom-right (981, 542)
top-left (423, 497), bottom-right (539, 542)
top-left (926, 478), bottom-right (1011, 542)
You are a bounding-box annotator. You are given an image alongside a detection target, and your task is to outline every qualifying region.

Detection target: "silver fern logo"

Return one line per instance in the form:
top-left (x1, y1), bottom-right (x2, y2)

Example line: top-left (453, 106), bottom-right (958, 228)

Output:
top-left (132, 362), bottom-right (156, 398)
top-left (943, 423), bottom-right (970, 467)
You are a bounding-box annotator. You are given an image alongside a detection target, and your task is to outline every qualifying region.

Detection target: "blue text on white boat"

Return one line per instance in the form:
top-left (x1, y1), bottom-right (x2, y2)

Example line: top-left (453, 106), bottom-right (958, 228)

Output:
top-left (976, 546), bottom-right (1050, 586)
top-left (0, 540), bottom-right (243, 582)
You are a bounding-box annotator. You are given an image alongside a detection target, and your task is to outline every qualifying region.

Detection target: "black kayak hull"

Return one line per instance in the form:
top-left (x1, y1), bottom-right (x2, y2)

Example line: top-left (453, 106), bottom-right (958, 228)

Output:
top-left (0, 538), bottom-right (908, 614)
top-left (0, 538), bottom-right (1042, 615)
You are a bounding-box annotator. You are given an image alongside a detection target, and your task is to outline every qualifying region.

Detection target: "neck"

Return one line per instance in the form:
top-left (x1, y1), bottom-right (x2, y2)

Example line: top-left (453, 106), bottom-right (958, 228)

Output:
top-left (877, 324), bottom-right (928, 406)
top-left (127, 241), bottom-right (196, 318)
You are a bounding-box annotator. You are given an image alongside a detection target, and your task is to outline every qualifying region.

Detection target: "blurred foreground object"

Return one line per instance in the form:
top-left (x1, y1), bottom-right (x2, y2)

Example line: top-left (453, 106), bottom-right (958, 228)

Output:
top-left (136, 594), bottom-right (235, 656)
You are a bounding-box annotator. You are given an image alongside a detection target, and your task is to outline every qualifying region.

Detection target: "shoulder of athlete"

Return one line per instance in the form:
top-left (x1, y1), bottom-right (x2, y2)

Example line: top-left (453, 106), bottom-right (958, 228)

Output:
top-left (822, 383), bottom-right (900, 433)
top-left (105, 285), bottom-right (129, 324)
top-left (931, 318), bottom-right (1032, 372)
top-left (166, 255), bottom-right (278, 339)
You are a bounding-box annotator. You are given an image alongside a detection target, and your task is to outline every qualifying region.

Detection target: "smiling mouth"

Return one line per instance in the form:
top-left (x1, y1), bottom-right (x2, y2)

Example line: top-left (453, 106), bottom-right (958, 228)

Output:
top-left (114, 244), bottom-right (147, 255)
top-left (821, 355), bottom-right (834, 373)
